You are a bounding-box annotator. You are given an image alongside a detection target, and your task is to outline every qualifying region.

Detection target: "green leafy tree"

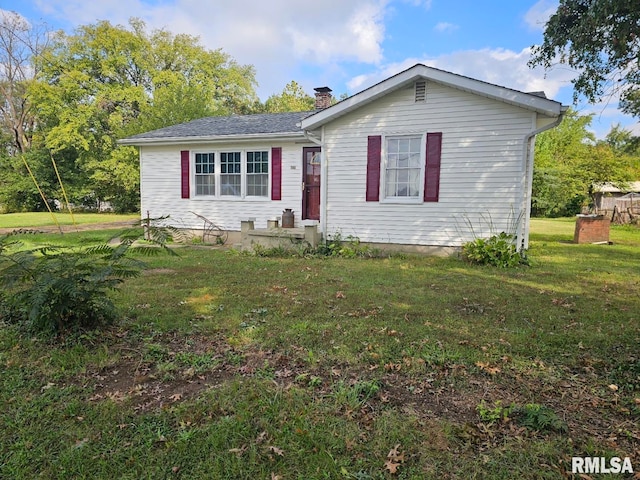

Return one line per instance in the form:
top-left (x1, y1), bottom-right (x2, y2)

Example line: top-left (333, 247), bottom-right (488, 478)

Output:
top-left (264, 81), bottom-right (315, 113)
top-left (600, 124), bottom-right (640, 180)
top-left (603, 124), bottom-right (640, 156)
top-left (529, 0), bottom-right (640, 117)
top-left (29, 18), bottom-right (258, 212)
top-left (532, 110), bottom-right (632, 216)
top-left (532, 110), bottom-right (593, 216)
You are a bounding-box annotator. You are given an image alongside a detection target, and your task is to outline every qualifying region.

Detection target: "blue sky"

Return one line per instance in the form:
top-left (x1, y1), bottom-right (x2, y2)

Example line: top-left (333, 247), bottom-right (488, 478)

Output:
top-left (4, 0), bottom-right (638, 138)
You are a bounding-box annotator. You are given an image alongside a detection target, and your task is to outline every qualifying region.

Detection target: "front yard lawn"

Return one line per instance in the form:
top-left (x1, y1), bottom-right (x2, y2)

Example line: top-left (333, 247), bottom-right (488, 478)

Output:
top-left (0, 221), bottom-right (638, 478)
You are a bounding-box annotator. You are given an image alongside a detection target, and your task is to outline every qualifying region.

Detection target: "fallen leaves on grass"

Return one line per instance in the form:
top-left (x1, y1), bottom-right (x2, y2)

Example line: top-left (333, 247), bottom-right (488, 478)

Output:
top-left (266, 445), bottom-right (285, 456)
top-left (475, 362), bottom-right (501, 375)
top-left (552, 297), bottom-right (575, 309)
top-left (384, 362), bottom-right (402, 372)
top-left (384, 443), bottom-right (405, 474)
top-left (228, 445), bottom-right (247, 457)
top-left (41, 382), bottom-right (55, 392)
top-left (255, 431), bottom-right (268, 444)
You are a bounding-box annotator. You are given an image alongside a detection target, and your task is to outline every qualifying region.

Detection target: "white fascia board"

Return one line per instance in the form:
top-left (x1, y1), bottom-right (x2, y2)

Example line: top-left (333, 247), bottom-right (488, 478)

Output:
top-left (118, 131), bottom-right (305, 147)
top-left (301, 64), bottom-right (564, 130)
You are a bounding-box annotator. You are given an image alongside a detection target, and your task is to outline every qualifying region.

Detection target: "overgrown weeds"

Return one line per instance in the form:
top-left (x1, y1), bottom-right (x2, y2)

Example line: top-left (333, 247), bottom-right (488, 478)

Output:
top-left (462, 232), bottom-right (530, 267)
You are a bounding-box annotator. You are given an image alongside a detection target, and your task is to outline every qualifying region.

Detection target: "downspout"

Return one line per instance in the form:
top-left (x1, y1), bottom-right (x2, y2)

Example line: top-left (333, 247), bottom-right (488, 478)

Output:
top-left (303, 127), bottom-right (327, 236)
top-left (518, 107), bottom-right (567, 249)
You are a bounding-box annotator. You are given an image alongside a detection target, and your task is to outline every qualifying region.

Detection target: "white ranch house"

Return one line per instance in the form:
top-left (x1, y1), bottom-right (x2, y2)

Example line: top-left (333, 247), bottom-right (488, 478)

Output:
top-left (120, 64), bottom-right (567, 253)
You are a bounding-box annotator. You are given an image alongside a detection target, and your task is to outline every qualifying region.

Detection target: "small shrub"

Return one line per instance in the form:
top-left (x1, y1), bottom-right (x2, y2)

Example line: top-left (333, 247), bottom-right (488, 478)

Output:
top-left (461, 232), bottom-right (529, 268)
top-left (251, 244), bottom-right (290, 257)
top-left (0, 226), bottom-right (173, 336)
top-left (316, 232), bottom-right (378, 258)
top-left (511, 403), bottom-right (567, 433)
top-left (476, 400), bottom-right (513, 424)
top-left (476, 401), bottom-right (566, 432)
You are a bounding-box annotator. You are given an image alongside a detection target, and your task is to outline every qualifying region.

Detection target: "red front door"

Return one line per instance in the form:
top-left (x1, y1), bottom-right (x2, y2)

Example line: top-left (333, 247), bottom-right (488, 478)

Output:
top-left (302, 147), bottom-right (321, 220)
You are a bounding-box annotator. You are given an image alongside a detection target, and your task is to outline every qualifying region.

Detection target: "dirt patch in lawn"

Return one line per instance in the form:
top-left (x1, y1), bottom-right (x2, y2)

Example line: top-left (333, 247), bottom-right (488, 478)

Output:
top-left (74, 329), bottom-right (639, 464)
top-left (80, 332), bottom-right (238, 411)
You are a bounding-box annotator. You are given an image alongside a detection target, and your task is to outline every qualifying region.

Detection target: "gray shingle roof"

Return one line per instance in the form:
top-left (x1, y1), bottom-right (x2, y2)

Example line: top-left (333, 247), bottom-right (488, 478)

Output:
top-left (123, 110), bottom-right (315, 142)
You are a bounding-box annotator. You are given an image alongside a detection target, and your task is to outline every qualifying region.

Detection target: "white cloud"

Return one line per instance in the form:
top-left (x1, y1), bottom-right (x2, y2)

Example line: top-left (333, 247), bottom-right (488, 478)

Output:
top-left (524, 0), bottom-right (557, 31)
top-left (286, 2), bottom-right (386, 64)
top-left (434, 22), bottom-right (458, 33)
top-left (401, 0), bottom-right (432, 8)
top-left (346, 47), bottom-right (577, 99)
top-left (574, 92), bottom-right (640, 138)
top-left (30, 0), bottom-right (392, 97)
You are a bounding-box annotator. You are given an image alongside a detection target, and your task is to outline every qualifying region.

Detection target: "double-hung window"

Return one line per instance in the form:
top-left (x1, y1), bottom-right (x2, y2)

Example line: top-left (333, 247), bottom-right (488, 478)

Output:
top-left (220, 152), bottom-right (242, 196)
top-left (366, 132), bottom-right (442, 203)
top-left (246, 151), bottom-right (269, 197)
top-left (194, 153), bottom-right (215, 196)
top-left (385, 136), bottom-right (422, 198)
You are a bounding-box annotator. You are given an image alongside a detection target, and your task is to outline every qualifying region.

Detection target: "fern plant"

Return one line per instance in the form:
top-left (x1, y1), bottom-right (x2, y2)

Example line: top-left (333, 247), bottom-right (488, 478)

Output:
top-left (0, 224), bottom-right (175, 335)
top-left (512, 403), bottom-right (567, 433)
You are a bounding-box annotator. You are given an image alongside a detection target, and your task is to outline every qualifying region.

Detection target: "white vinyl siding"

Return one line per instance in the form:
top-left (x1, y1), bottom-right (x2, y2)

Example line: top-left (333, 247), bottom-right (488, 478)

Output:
top-left (139, 142), bottom-right (309, 231)
top-left (321, 81), bottom-right (536, 247)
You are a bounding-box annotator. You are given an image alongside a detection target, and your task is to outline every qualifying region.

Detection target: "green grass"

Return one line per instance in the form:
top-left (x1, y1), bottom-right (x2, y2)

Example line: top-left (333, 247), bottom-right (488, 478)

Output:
top-left (0, 212), bottom-right (139, 229)
top-left (1, 219), bottom-right (638, 479)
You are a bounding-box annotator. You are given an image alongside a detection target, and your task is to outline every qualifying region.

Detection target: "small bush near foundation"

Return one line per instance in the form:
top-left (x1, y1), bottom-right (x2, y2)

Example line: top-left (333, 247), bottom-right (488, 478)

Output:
top-left (461, 232), bottom-right (529, 268)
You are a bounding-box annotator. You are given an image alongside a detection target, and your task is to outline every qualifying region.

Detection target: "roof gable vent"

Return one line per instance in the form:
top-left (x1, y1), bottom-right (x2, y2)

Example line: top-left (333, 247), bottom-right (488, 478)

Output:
top-left (415, 80), bottom-right (426, 103)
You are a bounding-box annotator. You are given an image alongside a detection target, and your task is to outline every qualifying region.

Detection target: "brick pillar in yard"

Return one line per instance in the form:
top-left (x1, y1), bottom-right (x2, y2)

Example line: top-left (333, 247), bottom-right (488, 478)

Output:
top-left (573, 215), bottom-right (610, 244)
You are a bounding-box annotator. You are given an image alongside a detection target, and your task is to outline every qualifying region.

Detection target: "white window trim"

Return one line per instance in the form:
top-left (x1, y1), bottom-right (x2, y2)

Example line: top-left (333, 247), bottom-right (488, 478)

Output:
top-left (219, 151), bottom-right (243, 198)
top-left (380, 133), bottom-right (425, 204)
top-left (245, 150), bottom-right (271, 199)
top-left (191, 148), bottom-right (271, 201)
top-left (194, 152), bottom-right (216, 198)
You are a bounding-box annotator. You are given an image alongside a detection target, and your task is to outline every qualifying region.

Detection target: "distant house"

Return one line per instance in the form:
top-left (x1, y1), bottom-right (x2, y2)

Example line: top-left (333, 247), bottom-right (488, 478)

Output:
top-left (120, 64), bottom-right (566, 252)
top-left (593, 181), bottom-right (640, 212)
top-left (593, 181), bottom-right (640, 223)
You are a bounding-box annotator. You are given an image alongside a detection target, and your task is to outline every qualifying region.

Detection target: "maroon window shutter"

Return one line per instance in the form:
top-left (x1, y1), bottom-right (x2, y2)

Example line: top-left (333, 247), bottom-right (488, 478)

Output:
top-left (271, 147), bottom-right (282, 200)
top-left (180, 150), bottom-right (190, 199)
top-left (424, 132), bottom-right (442, 202)
top-left (366, 135), bottom-right (382, 201)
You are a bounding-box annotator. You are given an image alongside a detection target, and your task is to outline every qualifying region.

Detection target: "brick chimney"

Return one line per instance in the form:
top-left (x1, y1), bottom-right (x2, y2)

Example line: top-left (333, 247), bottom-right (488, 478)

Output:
top-left (314, 87), bottom-right (332, 110)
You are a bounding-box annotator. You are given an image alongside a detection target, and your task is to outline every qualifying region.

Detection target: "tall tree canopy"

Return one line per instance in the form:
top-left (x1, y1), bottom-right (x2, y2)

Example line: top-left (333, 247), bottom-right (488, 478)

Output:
top-left (529, 0), bottom-right (640, 117)
top-left (532, 110), bottom-right (635, 216)
top-left (24, 18), bottom-right (258, 212)
top-left (263, 81), bottom-right (315, 113)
